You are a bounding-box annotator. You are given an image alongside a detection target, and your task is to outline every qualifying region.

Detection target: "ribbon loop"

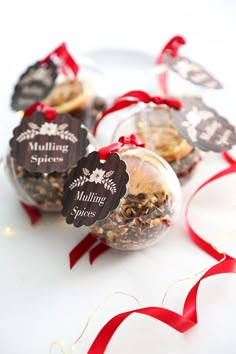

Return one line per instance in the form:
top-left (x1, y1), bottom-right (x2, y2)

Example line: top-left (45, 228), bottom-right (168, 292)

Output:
top-left (40, 42), bottom-right (79, 77)
top-left (155, 35), bottom-right (186, 97)
top-left (98, 142), bottom-right (123, 161)
top-left (158, 35), bottom-right (186, 61)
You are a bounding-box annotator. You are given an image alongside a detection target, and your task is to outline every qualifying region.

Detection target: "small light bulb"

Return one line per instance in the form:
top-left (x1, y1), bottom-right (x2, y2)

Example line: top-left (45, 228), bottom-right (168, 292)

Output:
top-left (3, 226), bottom-right (13, 235)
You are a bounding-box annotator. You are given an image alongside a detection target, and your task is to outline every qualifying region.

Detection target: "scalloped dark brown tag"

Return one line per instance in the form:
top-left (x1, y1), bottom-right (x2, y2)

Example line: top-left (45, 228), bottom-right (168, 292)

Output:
top-left (164, 53), bottom-right (222, 89)
top-left (10, 111), bottom-right (89, 173)
top-left (171, 97), bottom-right (236, 152)
top-left (11, 60), bottom-right (58, 111)
top-left (62, 151), bottom-right (129, 227)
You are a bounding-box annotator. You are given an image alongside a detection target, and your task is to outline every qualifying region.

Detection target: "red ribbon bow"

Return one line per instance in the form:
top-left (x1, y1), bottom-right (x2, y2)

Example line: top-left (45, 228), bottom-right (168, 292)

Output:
top-left (98, 133), bottom-right (145, 161)
top-left (118, 133), bottom-right (145, 147)
top-left (40, 42), bottom-right (79, 77)
top-left (155, 35), bottom-right (186, 97)
top-left (93, 90), bottom-right (182, 136)
top-left (23, 102), bottom-right (57, 121)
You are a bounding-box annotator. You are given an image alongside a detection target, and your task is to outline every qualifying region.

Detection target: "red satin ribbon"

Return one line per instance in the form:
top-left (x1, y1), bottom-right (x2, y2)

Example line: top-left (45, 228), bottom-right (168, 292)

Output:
top-left (69, 233), bottom-right (98, 269)
top-left (23, 102), bottom-right (57, 121)
top-left (40, 42), bottom-right (79, 77)
top-left (87, 258), bottom-right (236, 354)
top-left (185, 150), bottom-right (236, 261)
top-left (155, 35), bottom-right (186, 97)
top-left (93, 90), bottom-right (182, 136)
top-left (20, 202), bottom-right (41, 225)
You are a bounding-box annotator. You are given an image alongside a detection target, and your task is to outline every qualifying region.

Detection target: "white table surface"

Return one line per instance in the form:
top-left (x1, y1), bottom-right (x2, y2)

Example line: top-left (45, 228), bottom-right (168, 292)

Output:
top-left (1, 1), bottom-right (236, 353)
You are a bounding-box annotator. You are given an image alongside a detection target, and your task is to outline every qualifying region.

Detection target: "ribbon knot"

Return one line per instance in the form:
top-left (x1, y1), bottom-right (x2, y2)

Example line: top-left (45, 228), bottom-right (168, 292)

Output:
top-left (23, 102), bottom-right (57, 121)
top-left (118, 133), bottom-right (145, 147)
top-left (98, 133), bottom-right (145, 161)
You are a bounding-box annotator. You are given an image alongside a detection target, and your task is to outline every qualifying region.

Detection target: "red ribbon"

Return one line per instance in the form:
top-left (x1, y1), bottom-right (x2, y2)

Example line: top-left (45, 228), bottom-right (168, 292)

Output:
top-left (87, 258), bottom-right (236, 354)
top-left (93, 90), bottom-right (182, 136)
top-left (20, 202), bottom-right (42, 225)
top-left (23, 102), bottom-right (57, 121)
top-left (69, 234), bottom-right (110, 268)
top-left (185, 150), bottom-right (236, 261)
top-left (40, 42), bottom-right (79, 77)
top-left (155, 35), bottom-right (186, 97)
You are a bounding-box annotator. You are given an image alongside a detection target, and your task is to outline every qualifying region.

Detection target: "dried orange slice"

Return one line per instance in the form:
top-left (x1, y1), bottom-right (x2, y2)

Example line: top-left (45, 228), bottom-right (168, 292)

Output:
top-left (43, 78), bottom-right (94, 113)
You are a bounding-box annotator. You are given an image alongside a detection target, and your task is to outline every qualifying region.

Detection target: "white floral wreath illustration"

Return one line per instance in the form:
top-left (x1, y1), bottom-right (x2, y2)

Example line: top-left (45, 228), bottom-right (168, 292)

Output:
top-left (69, 168), bottom-right (117, 194)
top-left (16, 122), bottom-right (78, 143)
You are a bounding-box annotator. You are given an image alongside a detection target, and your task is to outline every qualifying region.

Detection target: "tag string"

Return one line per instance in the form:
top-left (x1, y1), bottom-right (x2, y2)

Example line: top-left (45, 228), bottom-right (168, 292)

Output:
top-left (155, 35), bottom-right (186, 97)
top-left (93, 90), bottom-right (182, 136)
top-left (40, 42), bottom-right (79, 77)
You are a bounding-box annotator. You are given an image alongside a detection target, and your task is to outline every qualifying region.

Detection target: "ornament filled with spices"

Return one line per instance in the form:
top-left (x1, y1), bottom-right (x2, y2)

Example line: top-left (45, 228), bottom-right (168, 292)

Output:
top-left (94, 91), bottom-right (236, 182)
top-left (62, 134), bottom-right (181, 250)
top-left (10, 42), bottom-right (107, 131)
top-left (7, 102), bottom-right (96, 212)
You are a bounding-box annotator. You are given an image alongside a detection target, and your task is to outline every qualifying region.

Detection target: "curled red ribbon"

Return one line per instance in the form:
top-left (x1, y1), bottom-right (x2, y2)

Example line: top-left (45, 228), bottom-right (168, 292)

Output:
top-left (93, 90), bottom-right (182, 136)
top-left (23, 102), bottom-right (57, 121)
top-left (40, 42), bottom-right (79, 77)
top-left (155, 35), bottom-right (186, 97)
top-left (87, 258), bottom-right (236, 354)
top-left (185, 150), bottom-right (236, 261)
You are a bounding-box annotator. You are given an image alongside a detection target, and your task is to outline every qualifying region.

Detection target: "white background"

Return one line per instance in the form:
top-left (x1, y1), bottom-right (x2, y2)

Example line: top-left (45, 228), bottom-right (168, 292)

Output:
top-left (0, 1), bottom-right (236, 353)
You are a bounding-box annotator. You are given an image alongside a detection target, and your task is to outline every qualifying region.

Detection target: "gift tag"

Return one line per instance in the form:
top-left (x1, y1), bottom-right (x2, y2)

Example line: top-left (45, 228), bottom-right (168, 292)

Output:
top-left (171, 97), bottom-right (236, 152)
top-left (10, 111), bottom-right (89, 173)
top-left (11, 60), bottom-right (58, 111)
top-left (164, 52), bottom-right (222, 89)
top-left (62, 151), bottom-right (129, 227)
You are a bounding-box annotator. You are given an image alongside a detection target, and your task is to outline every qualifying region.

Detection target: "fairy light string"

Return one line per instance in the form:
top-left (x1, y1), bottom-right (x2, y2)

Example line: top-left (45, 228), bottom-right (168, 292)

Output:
top-left (49, 292), bottom-right (142, 354)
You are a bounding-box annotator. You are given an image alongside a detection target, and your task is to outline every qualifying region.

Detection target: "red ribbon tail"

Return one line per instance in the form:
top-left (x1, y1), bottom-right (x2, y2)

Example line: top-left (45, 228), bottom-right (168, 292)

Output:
top-left (20, 202), bottom-right (42, 225)
top-left (222, 150), bottom-right (236, 165)
top-left (69, 233), bottom-right (97, 269)
top-left (89, 242), bottom-right (111, 265)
